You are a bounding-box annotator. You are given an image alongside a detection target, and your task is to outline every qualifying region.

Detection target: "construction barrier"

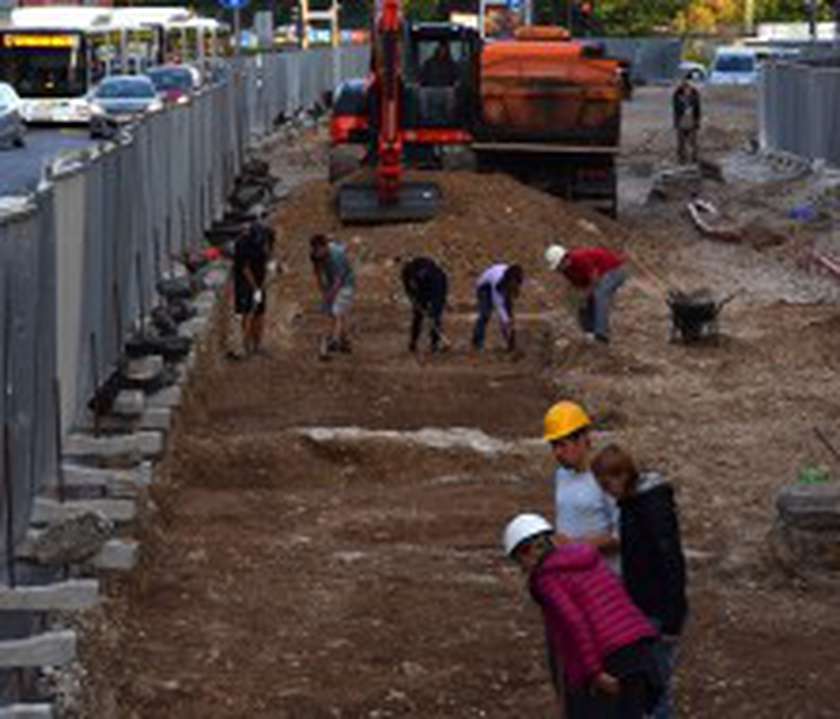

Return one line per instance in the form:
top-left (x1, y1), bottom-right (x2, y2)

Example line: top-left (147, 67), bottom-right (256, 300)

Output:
top-left (760, 61), bottom-right (840, 163)
top-left (0, 47), bottom-right (370, 584)
top-left (592, 37), bottom-right (684, 84)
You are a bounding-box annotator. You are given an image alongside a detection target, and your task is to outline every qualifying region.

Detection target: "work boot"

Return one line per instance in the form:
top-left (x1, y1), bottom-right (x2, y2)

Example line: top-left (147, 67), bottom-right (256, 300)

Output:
top-left (338, 337), bottom-right (352, 354)
top-left (326, 337), bottom-right (341, 353)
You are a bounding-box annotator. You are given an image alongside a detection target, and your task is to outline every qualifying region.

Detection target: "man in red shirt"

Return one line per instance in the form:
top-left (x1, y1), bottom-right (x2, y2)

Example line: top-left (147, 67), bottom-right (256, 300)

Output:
top-left (545, 244), bottom-right (627, 344)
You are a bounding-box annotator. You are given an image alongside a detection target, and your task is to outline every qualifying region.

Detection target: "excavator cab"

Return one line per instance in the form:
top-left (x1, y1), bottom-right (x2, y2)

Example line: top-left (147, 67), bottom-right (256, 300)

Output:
top-left (402, 23), bottom-right (480, 131)
top-left (335, 21), bottom-right (480, 224)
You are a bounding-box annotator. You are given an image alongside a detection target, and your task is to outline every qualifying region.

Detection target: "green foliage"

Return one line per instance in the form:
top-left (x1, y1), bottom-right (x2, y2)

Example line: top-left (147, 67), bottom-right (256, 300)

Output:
top-left (403, 0), bottom-right (443, 20)
top-left (596, 0), bottom-right (694, 35)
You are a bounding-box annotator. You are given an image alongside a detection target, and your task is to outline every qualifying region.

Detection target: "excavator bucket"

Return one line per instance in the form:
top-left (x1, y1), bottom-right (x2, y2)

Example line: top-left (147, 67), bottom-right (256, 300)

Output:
top-left (337, 182), bottom-right (442, 224)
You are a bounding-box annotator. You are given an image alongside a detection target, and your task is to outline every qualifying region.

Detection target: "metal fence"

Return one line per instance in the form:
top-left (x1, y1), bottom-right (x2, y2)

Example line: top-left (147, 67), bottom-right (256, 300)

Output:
top-left (592, 37), bottom-right (684, 84)
top-left (759, 61), bottom-right (840, 164)
top-left (0, 46), bottom-right (370, 582)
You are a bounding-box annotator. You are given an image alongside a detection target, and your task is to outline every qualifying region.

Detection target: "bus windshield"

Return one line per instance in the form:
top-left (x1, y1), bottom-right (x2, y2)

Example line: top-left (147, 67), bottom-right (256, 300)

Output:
top-left (0, 31), bottom-right (87, 98)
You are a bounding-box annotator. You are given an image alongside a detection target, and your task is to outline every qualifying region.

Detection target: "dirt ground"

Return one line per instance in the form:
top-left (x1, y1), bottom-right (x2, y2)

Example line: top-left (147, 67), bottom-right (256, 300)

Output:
top-left (75, 86), bottom-right (840, 718)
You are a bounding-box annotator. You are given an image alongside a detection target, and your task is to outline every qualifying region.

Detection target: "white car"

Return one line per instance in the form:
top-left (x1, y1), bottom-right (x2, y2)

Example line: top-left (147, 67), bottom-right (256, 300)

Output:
top-left (0, 83), bottom-right (26, 149)
top-left (708, 48), bottom-right (758, 86)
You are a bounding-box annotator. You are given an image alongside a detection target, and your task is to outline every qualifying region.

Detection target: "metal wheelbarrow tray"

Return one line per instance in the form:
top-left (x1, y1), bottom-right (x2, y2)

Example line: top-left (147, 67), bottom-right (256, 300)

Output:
top-left (667, 288), bottom-right (738, 344)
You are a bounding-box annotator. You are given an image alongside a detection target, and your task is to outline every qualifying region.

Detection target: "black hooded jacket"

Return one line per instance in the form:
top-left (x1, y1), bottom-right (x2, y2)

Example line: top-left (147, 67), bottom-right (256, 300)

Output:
top-left (618, 474), bottom-right (688, 636)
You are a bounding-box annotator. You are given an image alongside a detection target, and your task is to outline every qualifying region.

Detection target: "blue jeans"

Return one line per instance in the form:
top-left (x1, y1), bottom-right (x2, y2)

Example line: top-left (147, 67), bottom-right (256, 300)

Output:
top-left (472, 285), bottom-right (511, 350)
top-left (579, 267), bottom-right (627, 340)
top-left (650, 638), bottom-right (678, 719)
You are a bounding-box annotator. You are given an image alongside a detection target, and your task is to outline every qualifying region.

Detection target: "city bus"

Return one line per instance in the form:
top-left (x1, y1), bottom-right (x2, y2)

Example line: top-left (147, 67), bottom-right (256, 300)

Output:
top-left (0, 7), bottom-right (125, 123)
top-left (111, 7), bottom-right (193, 66)
top-left (0, 6), bottom-right (228, 124)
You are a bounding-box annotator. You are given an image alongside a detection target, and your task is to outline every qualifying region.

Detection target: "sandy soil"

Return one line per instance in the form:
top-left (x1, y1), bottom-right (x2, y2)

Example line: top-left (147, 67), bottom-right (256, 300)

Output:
top-left (74, 86), bottom-right (840, 718)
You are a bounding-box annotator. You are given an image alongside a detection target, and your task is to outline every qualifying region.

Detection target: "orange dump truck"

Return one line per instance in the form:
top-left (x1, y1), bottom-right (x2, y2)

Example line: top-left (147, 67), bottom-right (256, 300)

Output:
top-left (330, 24), bottom-right (624, 217)
top-left (473, 28), bottom-right (622, 215)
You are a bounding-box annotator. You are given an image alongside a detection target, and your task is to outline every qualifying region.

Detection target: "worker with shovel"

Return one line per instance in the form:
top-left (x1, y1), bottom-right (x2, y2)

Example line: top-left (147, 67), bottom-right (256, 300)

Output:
top-left (545, 244), bottom-right (627, 345)
top-left (310, 234), bottom-right (355, 357)
top-left (471, 263), bottom-right (524, 353)
top-left (402, 256), bottom-right (449, 354)
top-left (231, 206), bottom-right (276, 359)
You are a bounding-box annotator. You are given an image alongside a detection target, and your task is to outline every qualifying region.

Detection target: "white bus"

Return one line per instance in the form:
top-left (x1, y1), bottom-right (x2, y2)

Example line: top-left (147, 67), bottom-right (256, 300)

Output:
top-left (111, 7), bottom-right (193, 66)
top-left (0, 7), bottom-right (125, 123)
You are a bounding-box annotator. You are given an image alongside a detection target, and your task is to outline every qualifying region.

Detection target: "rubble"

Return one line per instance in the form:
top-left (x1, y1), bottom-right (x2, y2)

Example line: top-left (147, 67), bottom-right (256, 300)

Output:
top-left (24, 512), bottom-right (113, 566)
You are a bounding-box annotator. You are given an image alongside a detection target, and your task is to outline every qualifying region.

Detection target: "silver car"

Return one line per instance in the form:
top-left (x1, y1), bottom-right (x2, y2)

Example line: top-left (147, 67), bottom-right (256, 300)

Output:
top-left (0, 83), bottom-right (26, 149)
top-left (88, 75), bottom-right (162, 140)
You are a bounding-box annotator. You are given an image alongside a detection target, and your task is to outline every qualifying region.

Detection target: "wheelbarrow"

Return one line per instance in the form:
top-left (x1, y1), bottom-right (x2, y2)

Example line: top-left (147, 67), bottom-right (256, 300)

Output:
top-left (667, 288), bottom-right (739, 344)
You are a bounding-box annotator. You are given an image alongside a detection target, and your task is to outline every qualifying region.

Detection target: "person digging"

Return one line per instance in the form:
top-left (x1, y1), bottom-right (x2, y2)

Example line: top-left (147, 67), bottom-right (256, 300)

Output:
top-left (472, 263), bottom-right (524, 353)
top-left (545, 244), bottom-right (627, 345)
top-left (402, 256), bottom-right (450, 354)
top-left (310, 234), bottom-right (355, 358)
top-left (230, 206), bottom-right (276, 359)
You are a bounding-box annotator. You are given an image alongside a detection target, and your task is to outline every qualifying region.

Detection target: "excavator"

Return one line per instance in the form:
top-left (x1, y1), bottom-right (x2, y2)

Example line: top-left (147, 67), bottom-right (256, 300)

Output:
top-left (332, 0), bottom-right (623, 224)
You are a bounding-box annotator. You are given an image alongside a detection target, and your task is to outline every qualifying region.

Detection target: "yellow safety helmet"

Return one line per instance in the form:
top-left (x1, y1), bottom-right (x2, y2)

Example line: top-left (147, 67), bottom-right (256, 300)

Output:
top-left (543, 401), bottom-right (591, 442)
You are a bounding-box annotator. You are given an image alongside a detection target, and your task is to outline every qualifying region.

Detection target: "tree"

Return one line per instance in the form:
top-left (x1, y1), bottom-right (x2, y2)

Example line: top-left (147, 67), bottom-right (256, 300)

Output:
top-left (403, 0), bottom-right (444, 20)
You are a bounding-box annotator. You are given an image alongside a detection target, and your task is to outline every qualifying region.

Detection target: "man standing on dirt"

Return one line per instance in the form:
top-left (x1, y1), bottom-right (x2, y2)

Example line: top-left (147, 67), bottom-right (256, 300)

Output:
top-left (310, 234), bottom-right (355, 356)
top-left (402, 257), bottom-right (449, 354)
top-left (472, 263), bottom-right (523, 353)
top-left (545, 244), bottom-right (627, 345)
top-left (672, 78), bottom-right (701, 164)
top-left (231, 206), bottom-right (276, 358)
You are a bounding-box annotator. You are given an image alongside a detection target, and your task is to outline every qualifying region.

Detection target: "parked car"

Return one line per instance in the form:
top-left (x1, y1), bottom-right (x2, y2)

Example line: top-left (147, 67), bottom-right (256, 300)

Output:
top-left (0, 83), bottom-right (26, 149)
top-left (146, 65), bottom-right (198, 106)
top-left (88, 75), bottom-right (162, 139)
top-left (708, 47), bottom-right (758, 86)
top-left (679, 61), bottom-right (708, 83)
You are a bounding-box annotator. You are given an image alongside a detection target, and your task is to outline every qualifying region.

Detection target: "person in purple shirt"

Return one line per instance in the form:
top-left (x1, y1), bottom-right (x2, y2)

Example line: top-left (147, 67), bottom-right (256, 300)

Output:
top-left (471, 263), bottom-right (523, 352)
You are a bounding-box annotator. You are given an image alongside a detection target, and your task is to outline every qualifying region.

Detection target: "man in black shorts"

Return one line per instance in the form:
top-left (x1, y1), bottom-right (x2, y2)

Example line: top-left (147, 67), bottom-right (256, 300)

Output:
top-left (402, 257), bottom-right (448, 353)
top-left (232, 207), bottom-right (275, 357)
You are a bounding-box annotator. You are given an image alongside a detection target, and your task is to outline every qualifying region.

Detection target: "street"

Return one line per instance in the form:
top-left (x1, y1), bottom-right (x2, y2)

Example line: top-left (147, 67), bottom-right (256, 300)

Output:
top-left (0, 128), bottom-right (94, 196)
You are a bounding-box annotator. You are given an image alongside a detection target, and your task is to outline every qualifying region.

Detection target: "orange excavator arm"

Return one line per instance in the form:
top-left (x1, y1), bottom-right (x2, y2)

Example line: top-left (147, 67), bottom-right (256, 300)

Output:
top-left (374, 0), bottom-right (404, 204)
top-left (337, 0), bottom-right (442, 224)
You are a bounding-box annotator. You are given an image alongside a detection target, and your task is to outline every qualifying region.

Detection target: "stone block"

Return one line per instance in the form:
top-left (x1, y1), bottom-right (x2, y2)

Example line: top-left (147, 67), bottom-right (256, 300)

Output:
top-left (0, 704), bottom-right (54, 719)
top-left (140, 406), bottom-right (173, 433)
top-left (147, 386), bottom-right (182, 410)
top-left (88, 539), bottom-right (139, 571)
top-left (18, 513), bottom-right (113, 565)
top-left (64, 431), bottom-right (164, 461)
top-left (125, 355), bottom-right (164, 382)
top-left (112, 390), bottom-right (145, 418)
top-left (32, 498), bottom-right (136, 526)
top-left (772, 482), bottom-right (840, 580)
top-left (0, 630), bottom-right (76, 669)
top-left (61, 463), bottom-right (152, 497)
top-left (777, 482), bottom-right (840, 531)
top-left (0, 580), bottom-right (99, 612)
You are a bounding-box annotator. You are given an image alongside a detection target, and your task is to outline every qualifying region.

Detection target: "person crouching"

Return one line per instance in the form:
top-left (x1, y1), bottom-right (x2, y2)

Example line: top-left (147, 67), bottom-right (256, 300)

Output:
top-left (502, 513), bottom-right (663, 719)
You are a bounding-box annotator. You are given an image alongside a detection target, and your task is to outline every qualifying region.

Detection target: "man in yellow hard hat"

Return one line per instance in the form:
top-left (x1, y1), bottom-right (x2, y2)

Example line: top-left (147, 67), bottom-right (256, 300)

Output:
top-left (544, 401), bottom-right (620, 572)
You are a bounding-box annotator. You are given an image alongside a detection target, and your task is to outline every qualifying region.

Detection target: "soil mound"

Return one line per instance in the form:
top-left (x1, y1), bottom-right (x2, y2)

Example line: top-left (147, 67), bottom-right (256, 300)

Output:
top-left (280, 171), bottom-right (629, 301)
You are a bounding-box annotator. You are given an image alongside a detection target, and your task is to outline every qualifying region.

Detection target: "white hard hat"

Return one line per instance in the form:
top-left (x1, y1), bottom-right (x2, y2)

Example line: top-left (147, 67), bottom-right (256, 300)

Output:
top-left (545, 244), bottom-right (567, 271)
top-left (502, 513), bottom-right (553, 557)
